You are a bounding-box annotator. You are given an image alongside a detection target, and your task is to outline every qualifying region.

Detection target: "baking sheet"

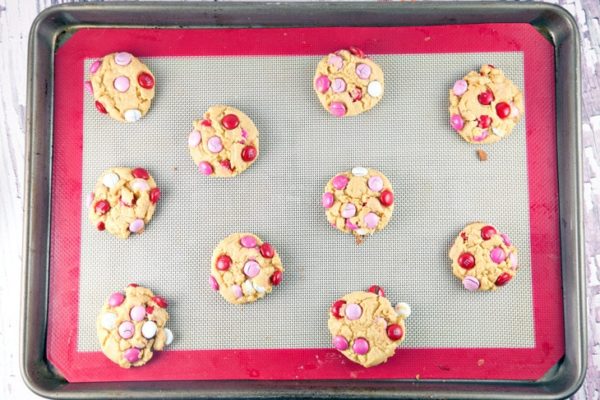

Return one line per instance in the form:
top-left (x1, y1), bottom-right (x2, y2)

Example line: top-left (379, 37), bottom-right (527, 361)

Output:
top-left (76, 52), bottom-right (533, 352)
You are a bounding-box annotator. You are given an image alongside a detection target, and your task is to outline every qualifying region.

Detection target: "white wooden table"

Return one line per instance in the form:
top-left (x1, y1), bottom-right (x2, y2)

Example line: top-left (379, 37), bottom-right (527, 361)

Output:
top-left (1, 0), bottom-right (598, 398)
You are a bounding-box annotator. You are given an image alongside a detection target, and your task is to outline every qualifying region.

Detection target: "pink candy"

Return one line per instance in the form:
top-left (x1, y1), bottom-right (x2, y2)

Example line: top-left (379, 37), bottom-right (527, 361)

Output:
top-left (198, 161), bottom-right (213, 175)
top-left (345, 219), bottom-right (358, 230)
top-left (188, 130), bottom-right (201, 147)
top-left (450, 114), bottom-right (464, 131)
top-left (84, 81), bottom-right (93, 95)
top-left (131, 179), bottom-right (150, 192)
top-left (501, 233), bottom-right (512, 246)
top-left (89, 60), bottom-right (101, 74)
top-left (322, 192), bottom-right (334, 208)
top-left (118, 321), bottom-right (135, 339)
top-left (341, 203), bottom-right (356, 218)
top-left (315, 75), bottom-right (331, 93)
top-left (509, 252), bottom-right (518, 269)
top-left (114, 52), bottom-right (133, 66)
top-left (329, 102), bottom-right (346, 117)
top-left (123, 348), bottom-right (141, 363)
top-left (473, 129), bottom-right (489, 142)
top-left (209, 276), bottom-right (219, 291)
top-left (352, 338), bottom-right (369, 355)
top-left (86, 192), bottom-right (95, 208)
top-left (207, 136), bottom-right (223, 153)
top-left (453, 79), bottom-right (468, 96)
top-left (243, 260), bottom-right (261, 278)
top-left (345, 303), bottom-right (362, 320)
top-left (114, 76), bottom-right (130, 92)
top-left (130, 305), bottom-right (146, 321)
top-left (463, 276), bottom-right (480, 292)
top-left (333, 335), bottom-right (349, 351)
top-left (355, 63), bottom-right (371, 79)
top-left (332, 78), bottom-right (346, 93)
top-left (240, 235), bottom-right (257, 248)
top-left (129, 219), bottom-right (145, 233)
top-left (328, 54), bottom-right (343, 70)
top-left (332, 175), bottom-right (349, 190)
top-left (367, 176), bottom-right (383, 192)
top-left (364, 212), bottom-right (379, 229)
top-left (108, 292), bottom-right (125, 307)
top-left (231, 285), bottom-right (243, 299)
top-left (490, 247), bottom-right (506, 264)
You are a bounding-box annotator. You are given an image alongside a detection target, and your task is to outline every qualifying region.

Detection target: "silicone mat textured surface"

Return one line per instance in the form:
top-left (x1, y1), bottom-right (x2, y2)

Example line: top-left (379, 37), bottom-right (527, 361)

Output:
top-left (77, 52), bottom-right (532, 352)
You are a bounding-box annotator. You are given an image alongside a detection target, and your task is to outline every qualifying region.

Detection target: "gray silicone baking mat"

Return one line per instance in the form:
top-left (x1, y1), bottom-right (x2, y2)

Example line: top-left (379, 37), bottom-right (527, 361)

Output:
top-left (78, 52), bottom-right (532, 351)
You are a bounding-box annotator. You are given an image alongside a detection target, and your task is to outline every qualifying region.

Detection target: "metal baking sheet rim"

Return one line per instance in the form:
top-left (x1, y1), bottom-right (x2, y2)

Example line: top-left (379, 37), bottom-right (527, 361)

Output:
top-left (20, 2), bottom-right (584, 399)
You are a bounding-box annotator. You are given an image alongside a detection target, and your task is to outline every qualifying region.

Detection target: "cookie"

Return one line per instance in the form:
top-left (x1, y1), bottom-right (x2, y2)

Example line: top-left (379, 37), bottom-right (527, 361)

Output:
top-left (87, 167), bottom-right (160, 239)
top-left (86, 52), bottom-right (156, 122)
top-left (449, 65), bottom-right (524, 143)
top-left (449, 222), bottom-right (519, 291)
top-left (97, 284), bottom-right (173, 368)
top-left (322, 167), bottom-right (394, 238)
top-left (328, 288), bottom-right (411, 368)
top-left (314, 47), bottom-right (384, 117)
top-left (188, 105), bottom-right (259, 178)
top-left (210, 233), bottom-right (284, 304)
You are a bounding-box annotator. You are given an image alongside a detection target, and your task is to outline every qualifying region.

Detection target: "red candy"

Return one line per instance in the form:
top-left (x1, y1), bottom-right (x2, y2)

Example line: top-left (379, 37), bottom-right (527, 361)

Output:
top-left (477, 90), bottom-right (494, 105)
top-left (349, 46), bottom-right (365, 58)
top-left (271, 270), bottom-right (283, 286)
top-left (241, 145), bottom-right (257, 162)
top-left (132, 167), bottom-right (149, 180)
top-left (260, 243), bottom-right (275, 258)
top-left (152, 295), bottom-right (168, 308)
top-left (330, 300), bottom-right (346, 319)
top-left (216, 255), bottom-right (232, 271)
top-left (367, 285), bottom-right (385, 297)
top-left (380, 190), bottom-right (394, 207)
top-left (220, 159), bottom-right (233, 171)
top-left (97, 221), bottom-right (105, 231)
top-left (145, 306), bottom-right (154, 314)
top-left (478, 115), bottom-right (492, 128)
top-left (137, 72), bottom-right (155, 89)
top-left (149, 187), bottom-right (161, 204)
top-left (495, 102), bottom-right (511, 119)
top-left (481, 225), bottom-right (497, 240)
top-left (128, 283), bottom-right (139, 287)
top-left (458, 252), bottom-right (476, 269)
top-left (387, 324), bottom-right (403, 341)
top-left (350, 87), bottom-right (363, 102)
top-left (94, 200), bottom-right (110, 215)
top-left (221, 114), bottom-right (240, 130)
top-left (460, 232), bottom-right (468, 242)
top-left (95, 101), bottom-right (107, 114)
top-left (495, 272), bottom-right (512, 286)
top-left (201, 119), bottom-right (212, 127)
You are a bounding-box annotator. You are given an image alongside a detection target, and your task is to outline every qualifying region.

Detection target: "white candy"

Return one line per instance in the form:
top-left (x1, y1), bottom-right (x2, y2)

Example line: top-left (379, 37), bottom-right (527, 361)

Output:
top-left (395, 302), bottom-right (412, 318)
top-left (164, 328), bottom-right (173, 345)
top-left (367, 80), bottom-right (383, 97)
top-left (492, 128), bottom-right (505, 137)
top-left (123, 109), bottom-right (142, 122)
top-left (242, 280), bottom-right (256, 295)
top-left (352, 167), bottom-right (368, 177)
top-left (355, 229), bottom-right (368, 236)
top-left (102, 172), bottom-right (120, 188)
top-left (141, 320), bottom-right (157, 339)
top-left (253, 282), bottom-right (266, 294)
top-left (101, 313), bottom-right (117, 330)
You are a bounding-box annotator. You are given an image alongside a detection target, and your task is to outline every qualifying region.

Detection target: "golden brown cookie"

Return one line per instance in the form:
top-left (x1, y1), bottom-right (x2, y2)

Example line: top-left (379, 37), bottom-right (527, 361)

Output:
top-left (86, 52), bottom-right (155, 122)
top-left (209, 233), bottom-right (284, 304)
top-left (449, 65), bottom-right (524, 143)
top-left (97, 284), bottom-right (172, 368)
top-left (86, 167), bottom-right (160, 239)
top-left (188, 105), bottom-right (260, 177)
top-left (328, 287), bottom-right (411, 368)
top-left (314, 47), bottom-right (384, 117)
top-left (322, 167), bottom-right (394, 239)
top-left (449, 222), bottom-right (519, 291)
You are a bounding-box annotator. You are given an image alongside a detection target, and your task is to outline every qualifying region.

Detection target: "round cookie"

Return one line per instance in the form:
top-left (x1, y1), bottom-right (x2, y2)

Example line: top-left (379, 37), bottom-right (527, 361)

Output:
top-left (328, 288), bottom-right (411, 368)
top-left (449, 222), bottom-right (519, 291)
top-left (322, 167), bottom-right (394, 238)
top-left (87, 167), bottom-right (160, 239)
top-left (97, 284), bottom-right (173, 368)
top-left (210, 233), bottom-right (284, 304)
top-left (314, 47), bottom-right (384, 117)
top-left (87, 52), bottom-right (156, 122)
top-left (449, 65), bottom-right (524, 143)
top-left (188, 105), bottom-right (259, 178)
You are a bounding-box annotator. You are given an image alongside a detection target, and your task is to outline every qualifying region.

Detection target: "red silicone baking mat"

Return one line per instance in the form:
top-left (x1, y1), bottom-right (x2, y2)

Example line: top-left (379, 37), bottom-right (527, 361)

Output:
top-left (47, 24), bottom-right (563, 382)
